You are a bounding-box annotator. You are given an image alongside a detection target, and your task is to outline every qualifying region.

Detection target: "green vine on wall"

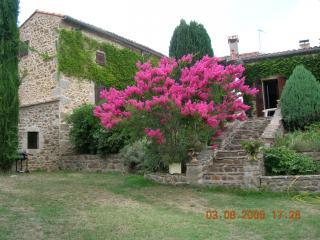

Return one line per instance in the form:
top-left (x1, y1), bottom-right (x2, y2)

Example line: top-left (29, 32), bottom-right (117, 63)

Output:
top-left (57, 29), bottom-right (157, 89)
top-left (241, 52), bottom-right (320, 116)
top-left (244, 53), bottom-right (320, 86)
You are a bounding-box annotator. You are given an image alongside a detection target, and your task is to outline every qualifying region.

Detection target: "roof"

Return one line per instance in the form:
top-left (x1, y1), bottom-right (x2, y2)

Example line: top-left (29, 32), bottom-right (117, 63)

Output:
top-left (20, 10), bottom-right (165, 58)
top-left (218, 52), bottom-right (259, 62)
top-left (241, 46), bottom-right (320, 63)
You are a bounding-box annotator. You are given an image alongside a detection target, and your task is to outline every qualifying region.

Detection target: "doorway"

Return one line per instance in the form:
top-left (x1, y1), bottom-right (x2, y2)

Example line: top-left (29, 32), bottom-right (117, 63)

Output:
top-left (262, 79), bottom-right (278, 115)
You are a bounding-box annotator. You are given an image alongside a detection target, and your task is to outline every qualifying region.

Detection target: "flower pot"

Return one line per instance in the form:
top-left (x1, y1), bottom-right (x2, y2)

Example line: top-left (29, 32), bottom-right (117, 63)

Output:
top-left (169, 163), bottom-right (181, 174)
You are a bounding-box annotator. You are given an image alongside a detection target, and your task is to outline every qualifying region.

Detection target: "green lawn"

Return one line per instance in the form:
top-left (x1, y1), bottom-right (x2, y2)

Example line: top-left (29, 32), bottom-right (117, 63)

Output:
top-left (0, 172), bottom-right (319, 240)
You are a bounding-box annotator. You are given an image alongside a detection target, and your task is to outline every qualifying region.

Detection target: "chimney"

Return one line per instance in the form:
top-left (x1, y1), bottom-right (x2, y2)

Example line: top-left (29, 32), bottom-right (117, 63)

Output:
top-left (299, 39), bottom-right (310, 49)
top-left (228, 35), bottom-right (239, 60)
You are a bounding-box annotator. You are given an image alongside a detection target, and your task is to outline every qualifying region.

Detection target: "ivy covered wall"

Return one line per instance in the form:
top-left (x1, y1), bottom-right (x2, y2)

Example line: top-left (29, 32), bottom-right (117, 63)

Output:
top-left (242, 52), bottom-right (320, 116)
top-left (57, 29), bottom-right (156, 89)
top-left (244, 53), bottom-right (320, 85)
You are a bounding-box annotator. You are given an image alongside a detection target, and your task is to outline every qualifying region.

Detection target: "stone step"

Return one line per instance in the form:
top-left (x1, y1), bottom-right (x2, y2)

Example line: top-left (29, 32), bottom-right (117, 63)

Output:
top-left (213, 157), bottom-right (246, 165)
top-left (225, 144), bottom-right (243, 150)
top-left (207, 165), bottom-right (244, 173)
top-left (216, 150), bottom-right (246, 158)
top-left (203, 172), bottom-right (244, 181)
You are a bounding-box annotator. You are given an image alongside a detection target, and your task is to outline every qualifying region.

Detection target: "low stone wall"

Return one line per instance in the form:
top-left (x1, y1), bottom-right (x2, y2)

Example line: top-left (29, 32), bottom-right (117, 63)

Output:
top-left (144, 173), bottom-right (188, 185)
top-left (260, 175), bottom-right (320, 192)
top-left (59, 154), bottom-right (125, 172)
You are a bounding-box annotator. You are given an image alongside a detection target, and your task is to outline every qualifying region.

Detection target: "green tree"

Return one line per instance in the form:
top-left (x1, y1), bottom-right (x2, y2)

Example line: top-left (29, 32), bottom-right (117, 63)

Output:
top-left (280, 65), bottom-right (320, 130)
top-left (169, 19), bottom-right (213, 61)
top-left (0, 0), bottom-right (20, 171)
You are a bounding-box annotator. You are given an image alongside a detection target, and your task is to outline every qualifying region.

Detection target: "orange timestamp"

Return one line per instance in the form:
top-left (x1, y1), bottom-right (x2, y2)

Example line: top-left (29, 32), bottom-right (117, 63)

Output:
top-left (205, 209), bottom-right (301, 221)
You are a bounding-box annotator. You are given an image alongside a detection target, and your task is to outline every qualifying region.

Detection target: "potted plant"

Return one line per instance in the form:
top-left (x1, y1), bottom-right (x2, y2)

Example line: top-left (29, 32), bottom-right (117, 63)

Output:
top-left (240, 140), bottom-right (263, 161)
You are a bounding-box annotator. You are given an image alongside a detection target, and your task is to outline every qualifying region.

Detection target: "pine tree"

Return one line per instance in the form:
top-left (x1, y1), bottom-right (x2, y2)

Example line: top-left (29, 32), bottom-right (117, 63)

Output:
top-left (0, 0), bottom-right (20, 171)
top-left (280, 65), bottom-right (320, 130)
top-left (169, 19), bottom-right (214, 61)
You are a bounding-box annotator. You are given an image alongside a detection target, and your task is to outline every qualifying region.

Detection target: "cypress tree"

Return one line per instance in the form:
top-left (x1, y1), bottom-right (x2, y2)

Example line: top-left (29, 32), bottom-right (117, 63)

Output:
top-left (280, 65), bottom-right (320, 130)
top-left (0, 0), bottom-right (20, 171)
top-left (169, 19), bottom-right (213, 61)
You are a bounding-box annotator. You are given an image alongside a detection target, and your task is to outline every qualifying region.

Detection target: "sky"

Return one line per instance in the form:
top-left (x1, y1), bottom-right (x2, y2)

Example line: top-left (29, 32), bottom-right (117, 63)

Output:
top-left (18, 0), bottom-right (320, 57)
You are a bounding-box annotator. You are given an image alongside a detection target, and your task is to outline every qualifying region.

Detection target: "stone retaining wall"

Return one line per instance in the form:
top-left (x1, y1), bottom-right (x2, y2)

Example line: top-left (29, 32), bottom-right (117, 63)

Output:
top-left (144, 173), bottom-right (188, 185)
top-left (260, 175), bottom-right (320, 192)
top-left (59, 154), bottom-right (125, 172)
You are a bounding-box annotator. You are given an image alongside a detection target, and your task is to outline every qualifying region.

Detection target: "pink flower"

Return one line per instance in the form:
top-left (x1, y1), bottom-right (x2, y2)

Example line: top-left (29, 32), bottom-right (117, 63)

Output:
top-left (179, 54), bottom-right (193, 64)
top-left (94, 54), bottom-right (257, 148)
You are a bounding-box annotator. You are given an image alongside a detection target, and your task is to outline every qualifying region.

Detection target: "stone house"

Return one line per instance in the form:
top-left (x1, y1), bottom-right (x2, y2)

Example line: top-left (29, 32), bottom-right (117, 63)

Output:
top-left (220, 36), bottom-right (320, 117)
top-left (18, 10), bottom-right (164, 170)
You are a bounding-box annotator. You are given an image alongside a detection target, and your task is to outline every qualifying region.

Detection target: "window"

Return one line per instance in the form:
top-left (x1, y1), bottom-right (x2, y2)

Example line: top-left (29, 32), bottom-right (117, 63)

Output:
top-left (27, 132), bottom-right (39, 149)
top-left (96, 51), bottom-right (106, 65)
top-left (19, 40), bottom-right (29, 58)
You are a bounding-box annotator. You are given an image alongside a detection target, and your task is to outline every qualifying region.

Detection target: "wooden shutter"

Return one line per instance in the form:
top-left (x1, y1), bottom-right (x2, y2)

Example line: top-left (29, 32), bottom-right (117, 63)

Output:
top-left (96, 51), bottom-right (105, 65)
top-left (255, 80), bottom-right (264, 117)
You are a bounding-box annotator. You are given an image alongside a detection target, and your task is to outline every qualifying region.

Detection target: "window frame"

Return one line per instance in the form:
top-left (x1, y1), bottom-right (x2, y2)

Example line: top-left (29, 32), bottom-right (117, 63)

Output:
top-left (27, 132), bottom-right (39, 150)
top-left (96, 50), bottom-right (106, 66)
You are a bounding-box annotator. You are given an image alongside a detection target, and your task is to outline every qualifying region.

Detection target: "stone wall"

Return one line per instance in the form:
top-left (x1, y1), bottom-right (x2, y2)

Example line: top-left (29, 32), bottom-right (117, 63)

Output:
top-left (57, 22), bottom-right (132, 156)
top-left (19, 101), bottom-right (60, 170)
top-left (19, 12), bottom-right (62, 106)
top-left (260, 175), bottom-right (320, 192)
top-left (59, 154), bottom-right (124, 172)
top-left (144, 173), bottom-right (188, 185)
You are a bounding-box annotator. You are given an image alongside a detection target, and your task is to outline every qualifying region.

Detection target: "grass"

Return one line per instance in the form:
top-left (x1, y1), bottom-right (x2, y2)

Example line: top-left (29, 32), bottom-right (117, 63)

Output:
top-left (0, 172), bottom-right (319, 240)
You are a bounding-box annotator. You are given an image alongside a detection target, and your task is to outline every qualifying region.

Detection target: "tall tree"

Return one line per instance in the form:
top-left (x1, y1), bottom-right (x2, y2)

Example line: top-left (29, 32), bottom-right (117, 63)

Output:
top-left (169, 19), bottom-right (214, 61)
top-left (0, 0), bottom-right (20, 171)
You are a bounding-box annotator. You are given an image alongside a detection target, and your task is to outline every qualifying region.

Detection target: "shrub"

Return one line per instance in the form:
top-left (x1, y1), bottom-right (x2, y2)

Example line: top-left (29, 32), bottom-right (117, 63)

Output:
top-left (280, 65), bottom-right (320, 130)
top-left (67, 104), bottom-right (129, 155)
top-left (264, 146), bottom-right (319, 175)
top-left (120, 139), bottom-right (166, 173)
top-left (94, 55), bottom-right (258, 168)
top-left (67, 104), bottom-right (99, 154)
top-left (274, 122), bottom-right (320, 152)
top-left (93, 127), bottom-right (129, 155)
top-left (121, 139), bottom-right (147, 173)
top-left (240, 140), bottom-right (263, 160)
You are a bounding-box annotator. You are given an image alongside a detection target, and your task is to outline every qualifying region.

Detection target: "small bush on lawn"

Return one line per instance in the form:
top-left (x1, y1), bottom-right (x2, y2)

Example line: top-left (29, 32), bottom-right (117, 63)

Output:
top-left (67, 104), bottom-right (129, 155)
top-left (280, 65), bottom-right (320, 130)
top-left (264, 146), bottom-right (319, 175)
top-left (274, 122), bottom-right (320, 152)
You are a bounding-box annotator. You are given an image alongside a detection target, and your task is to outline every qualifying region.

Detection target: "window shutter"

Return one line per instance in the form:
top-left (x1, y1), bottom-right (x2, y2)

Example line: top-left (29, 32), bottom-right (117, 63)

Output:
top-left (96, 51), bottom-right (105, 65)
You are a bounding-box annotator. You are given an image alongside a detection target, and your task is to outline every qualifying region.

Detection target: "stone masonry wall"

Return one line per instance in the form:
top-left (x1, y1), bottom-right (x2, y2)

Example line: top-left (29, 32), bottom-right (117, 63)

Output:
top-left (58, 23), bottom-right (129, 156)
top-left (260, 175), bottom-right (320, 192)
top-left (19, 101), bottom-right (60, 170)
top-left (19, 13), bottom-right (62, 106)
top-left (59, 154), bottom-right (124, 172)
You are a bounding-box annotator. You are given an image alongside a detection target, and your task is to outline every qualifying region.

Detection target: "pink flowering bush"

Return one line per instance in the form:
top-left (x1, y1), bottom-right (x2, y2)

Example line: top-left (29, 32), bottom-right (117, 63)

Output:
top-left (94, 55), bottom-right (258, 167)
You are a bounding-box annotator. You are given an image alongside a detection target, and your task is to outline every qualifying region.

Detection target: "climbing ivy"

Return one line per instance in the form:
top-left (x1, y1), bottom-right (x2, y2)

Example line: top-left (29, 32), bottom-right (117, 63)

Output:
top-left (241, 53), bottom-right (320, 116)
top-left (57, 29), bottom-right (157, 89)
top-left (244, 53), bottom-right (320, 86)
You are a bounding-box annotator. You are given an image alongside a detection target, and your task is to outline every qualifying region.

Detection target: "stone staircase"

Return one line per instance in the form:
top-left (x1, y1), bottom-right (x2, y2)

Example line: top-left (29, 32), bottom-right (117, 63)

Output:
top-left (202, 118), bottom-right (270, 187)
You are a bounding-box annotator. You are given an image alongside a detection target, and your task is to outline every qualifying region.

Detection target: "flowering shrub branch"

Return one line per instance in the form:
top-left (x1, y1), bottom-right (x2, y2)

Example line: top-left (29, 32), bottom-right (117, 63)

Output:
top-left (94, 55), bottom-right (258, 164)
